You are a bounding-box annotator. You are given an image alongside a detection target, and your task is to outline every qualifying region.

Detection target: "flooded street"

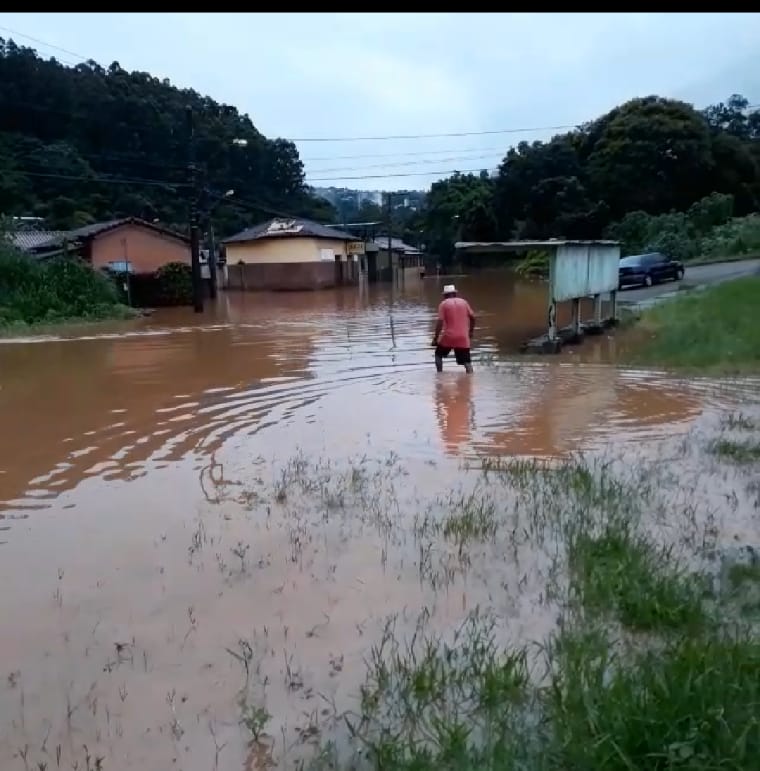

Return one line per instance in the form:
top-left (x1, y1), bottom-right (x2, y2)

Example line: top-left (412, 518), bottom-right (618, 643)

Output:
top-left (1, 272), bottom-right (759, 770)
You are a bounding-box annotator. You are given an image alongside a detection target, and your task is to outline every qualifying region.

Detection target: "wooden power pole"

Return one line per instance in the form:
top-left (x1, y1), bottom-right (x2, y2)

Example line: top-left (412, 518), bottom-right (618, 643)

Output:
top-left (187, 106), bottom-right (203, 313)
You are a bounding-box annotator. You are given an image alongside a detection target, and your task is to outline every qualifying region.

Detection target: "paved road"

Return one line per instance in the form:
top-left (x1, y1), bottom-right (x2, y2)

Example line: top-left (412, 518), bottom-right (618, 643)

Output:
top-left (618, 258), bottom-right (760, 305)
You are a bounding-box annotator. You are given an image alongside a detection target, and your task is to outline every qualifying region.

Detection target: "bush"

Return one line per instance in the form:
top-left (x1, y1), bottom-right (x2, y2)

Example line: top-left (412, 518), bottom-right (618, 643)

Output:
top-left (0, 239), bottom-right (128, 326)
top-left (514, 250), bottom-right (550, 278)
top-left (688, 191), bottom-right (734, 235)
top-left (154, 261), bottom-right (192, 305)
top-left (700, 214), bottom-right (760, 258)
top-left (606, 192), bottom-right (759, 262)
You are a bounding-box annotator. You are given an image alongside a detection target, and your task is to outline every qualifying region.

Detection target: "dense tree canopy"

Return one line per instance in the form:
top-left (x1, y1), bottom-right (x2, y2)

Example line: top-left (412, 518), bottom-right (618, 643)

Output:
top-left (421, 93), bottom-right (759, 264)
top-left (0, 38), bottom-right (335, 235)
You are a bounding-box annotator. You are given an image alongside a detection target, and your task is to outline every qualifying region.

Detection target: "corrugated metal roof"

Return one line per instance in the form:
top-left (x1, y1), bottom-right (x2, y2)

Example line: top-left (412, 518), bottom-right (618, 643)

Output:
top-left (456, 239), bottom-right (620, 251)
top-left (373, 236), bottom-right (421, 254)
top-left (224, 217), bottom-right (356, 244)
top-left (67, 219), bottom-right (130, 239)
top-left (9, 231), bottom-right (68, 251)
top-left (9, 218), bottom-right (188, 258)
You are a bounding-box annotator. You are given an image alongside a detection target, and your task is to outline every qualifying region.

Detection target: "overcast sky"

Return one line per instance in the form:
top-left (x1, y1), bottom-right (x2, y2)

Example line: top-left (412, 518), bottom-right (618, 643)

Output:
top-left (1, 12), bottom-right (759, 192)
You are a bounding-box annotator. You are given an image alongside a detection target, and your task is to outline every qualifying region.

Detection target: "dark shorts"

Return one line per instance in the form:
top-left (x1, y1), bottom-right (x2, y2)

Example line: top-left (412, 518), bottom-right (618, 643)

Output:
top-left (435, 345), bottom-right (471, 365)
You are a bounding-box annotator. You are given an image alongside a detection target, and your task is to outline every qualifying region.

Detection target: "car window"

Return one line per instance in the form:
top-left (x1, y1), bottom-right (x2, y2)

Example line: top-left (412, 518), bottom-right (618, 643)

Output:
top-left (620, 256), bottom-right (642, 267)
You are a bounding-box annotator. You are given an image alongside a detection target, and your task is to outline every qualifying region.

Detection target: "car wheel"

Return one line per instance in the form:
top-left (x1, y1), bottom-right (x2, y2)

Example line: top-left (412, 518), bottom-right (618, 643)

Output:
top-left (676, 268), bottom-right (684, 280)
top-left (644, 274), bottom-right (653, 287)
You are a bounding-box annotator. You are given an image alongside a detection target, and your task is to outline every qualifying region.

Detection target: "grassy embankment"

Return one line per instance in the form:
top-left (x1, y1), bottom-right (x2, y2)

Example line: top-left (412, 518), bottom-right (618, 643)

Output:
top-left (0, 241), bottom-right (136, 334)
top-left (627, 275), bottom-right (760, 374)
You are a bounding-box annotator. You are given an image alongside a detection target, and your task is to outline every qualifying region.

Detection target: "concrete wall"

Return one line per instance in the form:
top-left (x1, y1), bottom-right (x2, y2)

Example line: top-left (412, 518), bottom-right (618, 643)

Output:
top-left (225, 258), bottom-right (362, 291)
top-left (225, 237), bottom-right (349, 265)
top-left (89, 225), bottom-right (190, 274)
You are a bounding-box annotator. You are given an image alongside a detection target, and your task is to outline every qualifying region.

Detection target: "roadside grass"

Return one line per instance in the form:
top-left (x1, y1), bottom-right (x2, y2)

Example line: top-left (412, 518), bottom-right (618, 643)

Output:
top-left (728, 562), bottom-right (760, 589)
top-left (330, 617), bottom-right (760, 771)
top-left (346, 611), bottom-right (533, 771)
top-left (549, 628), bottom-right (760, 770)
top-left (626, 276), bottom-right (760, 372)
top-left (303, 452), bottom-right (760, 769)
top-left (568, 524), bottom-right (708, 632)
top-left (441, 491), bottom-right (498, 544)
top-left (709, 438), bottom-right (760, 464)
top-left (722, 411), bottom-right (756, 431)
top-left (0, 306), bottom-right (138, 338)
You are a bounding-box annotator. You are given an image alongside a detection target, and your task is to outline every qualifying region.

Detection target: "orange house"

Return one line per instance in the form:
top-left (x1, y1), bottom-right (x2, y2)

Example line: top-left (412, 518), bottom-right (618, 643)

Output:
top-left (39, 218), bottom-right (190, 274)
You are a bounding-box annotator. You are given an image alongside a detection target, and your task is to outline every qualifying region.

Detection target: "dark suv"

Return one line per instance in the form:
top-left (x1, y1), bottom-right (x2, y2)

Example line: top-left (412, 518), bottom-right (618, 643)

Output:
top-left (618, 252), bottom-right (685, 289)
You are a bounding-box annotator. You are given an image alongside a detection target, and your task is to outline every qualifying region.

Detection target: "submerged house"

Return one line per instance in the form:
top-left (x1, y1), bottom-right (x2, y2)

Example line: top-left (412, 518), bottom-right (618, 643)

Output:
top-left (11, 217), bottom-right (193, 307)
top-left (368, 236), bottom-right (424, 284)
top-left (222, 217), bottom-right (365, 291)
top-left (12, 217), bottom-right (190, 273)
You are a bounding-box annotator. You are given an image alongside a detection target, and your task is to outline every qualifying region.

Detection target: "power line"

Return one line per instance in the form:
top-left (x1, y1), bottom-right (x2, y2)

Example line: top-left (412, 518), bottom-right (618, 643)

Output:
top-left (302, 144), bottom-right (512, 163)
top-left (306, 167), bottom-right (497, 183)
top-left (297, 104), bottom-right (759, 146)
top-left (302, 152), bottom-right (504, 176)
top-left (229, 195), bottom-right (308, 221)
top-left (291, 124), bottom-right (579, 143)
top-left (12, 146), bottom-right (188, 172)
top-left (0, 24), bottom-right (90, 65)
top-left (19, 169), bottom-right (187, 187)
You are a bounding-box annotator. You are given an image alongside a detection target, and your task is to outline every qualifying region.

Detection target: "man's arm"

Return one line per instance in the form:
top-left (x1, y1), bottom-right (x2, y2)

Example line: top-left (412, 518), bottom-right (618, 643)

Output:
top-left (432, 303), bottom-right (444, 346)
top-left (432, 318), bottom-right (443, 347)
top-left (468, 304), bottom-right (476, 339)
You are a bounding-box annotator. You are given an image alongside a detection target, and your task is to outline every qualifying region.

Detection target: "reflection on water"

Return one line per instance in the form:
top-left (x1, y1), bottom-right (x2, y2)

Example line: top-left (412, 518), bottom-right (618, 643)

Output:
top-left (435, 374), bottom-right (475, 456)
top-left (1, 272), bottom-right (757, 518)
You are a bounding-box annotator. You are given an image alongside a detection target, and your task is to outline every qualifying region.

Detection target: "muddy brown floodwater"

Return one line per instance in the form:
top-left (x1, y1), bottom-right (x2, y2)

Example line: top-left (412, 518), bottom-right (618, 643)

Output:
top-left (1, 271), bottom-right (759, 770)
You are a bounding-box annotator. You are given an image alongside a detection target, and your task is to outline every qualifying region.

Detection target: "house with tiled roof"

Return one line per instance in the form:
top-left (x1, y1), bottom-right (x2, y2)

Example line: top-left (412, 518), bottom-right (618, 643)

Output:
top-left (11, 217), bottom-right (190, 274)
top-left (222, 217), bottom-right (366, 291)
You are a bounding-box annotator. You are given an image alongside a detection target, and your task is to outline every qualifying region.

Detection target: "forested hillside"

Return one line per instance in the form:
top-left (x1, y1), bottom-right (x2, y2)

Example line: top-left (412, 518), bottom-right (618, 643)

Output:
top-left (0, 37), bottom-right (335, 234)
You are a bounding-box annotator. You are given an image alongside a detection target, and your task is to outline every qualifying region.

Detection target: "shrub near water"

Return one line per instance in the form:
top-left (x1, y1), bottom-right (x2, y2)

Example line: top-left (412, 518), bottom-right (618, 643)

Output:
top-left (154, 261), bottom-right (192, 305)
top-left (0, 242), bottom-right (130, 326)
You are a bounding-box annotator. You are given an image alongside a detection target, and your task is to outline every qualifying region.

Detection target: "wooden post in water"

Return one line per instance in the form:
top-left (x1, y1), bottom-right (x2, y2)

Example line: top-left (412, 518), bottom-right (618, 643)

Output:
top-left (609, 289), bottom-right (618, 324)
top-left (547, 297), bottom-right (558, 341)
top-left (571, 298), bottom-right (582, 337)
top-left (593, 293), bottom-right (603, 325)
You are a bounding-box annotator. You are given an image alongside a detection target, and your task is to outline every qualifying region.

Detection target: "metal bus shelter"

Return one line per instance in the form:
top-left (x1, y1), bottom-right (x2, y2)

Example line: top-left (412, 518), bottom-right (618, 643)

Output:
top-left (455, 239), bottom-right (621, 352)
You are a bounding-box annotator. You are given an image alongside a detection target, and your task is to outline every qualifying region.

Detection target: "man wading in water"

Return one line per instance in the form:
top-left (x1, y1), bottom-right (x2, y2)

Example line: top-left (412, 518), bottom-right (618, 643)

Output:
top-left (431, 284), bottom-right (476, 374)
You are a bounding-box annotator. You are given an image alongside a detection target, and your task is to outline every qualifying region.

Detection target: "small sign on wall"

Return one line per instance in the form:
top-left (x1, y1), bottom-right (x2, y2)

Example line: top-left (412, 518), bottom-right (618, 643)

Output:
top-left (320, 248), bottom-right (335, 261)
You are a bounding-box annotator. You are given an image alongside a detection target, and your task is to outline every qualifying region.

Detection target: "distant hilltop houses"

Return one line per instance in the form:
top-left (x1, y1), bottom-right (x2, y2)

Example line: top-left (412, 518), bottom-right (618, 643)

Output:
top-left (311, 187), bottom-right (427, 212)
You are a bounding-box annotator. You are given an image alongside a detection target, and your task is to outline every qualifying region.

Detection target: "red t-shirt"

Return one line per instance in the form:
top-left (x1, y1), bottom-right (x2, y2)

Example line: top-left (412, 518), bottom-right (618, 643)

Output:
top-left (438, 297), bottom-right (474, 348)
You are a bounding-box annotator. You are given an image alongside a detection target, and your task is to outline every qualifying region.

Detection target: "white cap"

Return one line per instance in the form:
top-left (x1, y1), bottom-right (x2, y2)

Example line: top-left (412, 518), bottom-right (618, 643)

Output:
top-left (443, 284), bottom-right (457, 294)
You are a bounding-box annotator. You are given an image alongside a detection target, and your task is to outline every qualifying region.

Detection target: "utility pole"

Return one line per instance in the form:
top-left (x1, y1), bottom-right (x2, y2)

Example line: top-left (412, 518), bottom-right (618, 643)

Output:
top-left (208, 222), bottom-right (217, 300)
top-left (386, 192), bottom-right (393, 284)
top-left (187, 106), bottom-right (203, 313)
